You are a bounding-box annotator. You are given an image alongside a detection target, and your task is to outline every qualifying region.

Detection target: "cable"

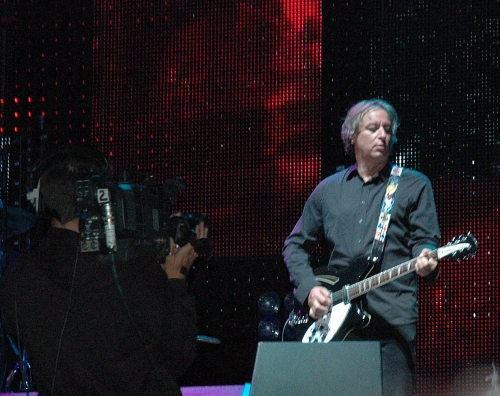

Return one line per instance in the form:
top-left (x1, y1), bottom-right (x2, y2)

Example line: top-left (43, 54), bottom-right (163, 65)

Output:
top-left (49, 243), bottom-right (80, 396)
top-left (110, 253), bottom-right (170, 393)
top-left (14, 273), bottom-right (45, 395)
top-left (13, 283), bottom-right (26, 392)
top-left (281, 319), bottom-right (289, 342)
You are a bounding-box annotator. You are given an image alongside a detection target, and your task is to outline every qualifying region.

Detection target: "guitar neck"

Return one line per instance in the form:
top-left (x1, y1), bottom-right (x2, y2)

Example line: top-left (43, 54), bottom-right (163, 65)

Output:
top-left (346, 250), bottom-right (437, 302)
top-left (327, 235), bottom-right (475, 305)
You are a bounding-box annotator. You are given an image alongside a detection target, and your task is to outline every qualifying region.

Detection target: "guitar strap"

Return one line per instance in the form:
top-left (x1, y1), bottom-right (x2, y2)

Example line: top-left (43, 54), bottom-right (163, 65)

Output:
top-left (369, 165), bottom-right (403, 264)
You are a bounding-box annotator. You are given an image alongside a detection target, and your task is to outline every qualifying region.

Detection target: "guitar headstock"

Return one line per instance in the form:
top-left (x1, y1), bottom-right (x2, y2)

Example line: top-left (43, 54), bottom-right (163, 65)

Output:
top-left (443, 232), bottom-right (478, 261)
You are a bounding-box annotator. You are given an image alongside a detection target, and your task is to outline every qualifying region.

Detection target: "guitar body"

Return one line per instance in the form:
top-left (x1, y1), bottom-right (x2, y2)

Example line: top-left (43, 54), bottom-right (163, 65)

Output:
top-left (294, 257), bottom-right (374, 343)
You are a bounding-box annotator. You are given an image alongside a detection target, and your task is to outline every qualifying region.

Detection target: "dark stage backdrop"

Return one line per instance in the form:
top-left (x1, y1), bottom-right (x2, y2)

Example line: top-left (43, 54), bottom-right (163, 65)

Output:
top-left (92, 0), bottom-right (322, 257)
top-left (1, 1), bottom-right (498, 395)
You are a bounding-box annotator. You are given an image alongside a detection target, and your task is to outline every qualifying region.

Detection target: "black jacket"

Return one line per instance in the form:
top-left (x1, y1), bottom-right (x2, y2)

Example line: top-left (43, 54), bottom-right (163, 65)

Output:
top-left (0, 227), bottom-right (197, 395)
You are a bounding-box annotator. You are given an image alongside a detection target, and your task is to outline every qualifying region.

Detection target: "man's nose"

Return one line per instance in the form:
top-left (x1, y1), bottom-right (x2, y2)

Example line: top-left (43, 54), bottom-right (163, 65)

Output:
top-left (377, 127), bottom-right (388, 139)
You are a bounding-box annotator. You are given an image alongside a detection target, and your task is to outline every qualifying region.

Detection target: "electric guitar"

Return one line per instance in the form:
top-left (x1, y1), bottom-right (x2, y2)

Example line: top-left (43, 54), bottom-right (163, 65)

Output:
top-left (290, 232), bottom-right (478, 343)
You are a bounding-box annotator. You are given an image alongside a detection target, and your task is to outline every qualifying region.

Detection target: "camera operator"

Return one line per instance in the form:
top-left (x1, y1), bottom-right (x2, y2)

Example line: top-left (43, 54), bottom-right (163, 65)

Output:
top-left (0, 145), bottom-right (207, 395)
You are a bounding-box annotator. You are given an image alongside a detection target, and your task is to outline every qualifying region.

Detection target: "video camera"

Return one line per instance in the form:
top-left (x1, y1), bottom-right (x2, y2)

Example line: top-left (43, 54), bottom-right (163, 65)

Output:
top-left (76, 172), bottom-right (212, 262)
top-left (27, 144), bottom-right (212, 262)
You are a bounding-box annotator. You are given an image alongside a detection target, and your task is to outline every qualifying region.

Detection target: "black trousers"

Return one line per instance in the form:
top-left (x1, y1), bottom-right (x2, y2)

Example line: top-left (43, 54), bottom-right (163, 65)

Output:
top-left (349, 314), bottom-right (416, 396)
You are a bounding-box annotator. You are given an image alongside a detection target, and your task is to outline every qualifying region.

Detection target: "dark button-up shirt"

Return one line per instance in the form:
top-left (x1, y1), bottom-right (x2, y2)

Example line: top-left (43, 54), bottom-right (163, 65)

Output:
top-left (283, 163), bottom-right (440, 326)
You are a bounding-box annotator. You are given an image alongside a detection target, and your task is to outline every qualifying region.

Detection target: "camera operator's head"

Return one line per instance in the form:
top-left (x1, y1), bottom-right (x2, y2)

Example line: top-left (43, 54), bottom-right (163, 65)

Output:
top-left (30, 144), bottom-right (108, 230)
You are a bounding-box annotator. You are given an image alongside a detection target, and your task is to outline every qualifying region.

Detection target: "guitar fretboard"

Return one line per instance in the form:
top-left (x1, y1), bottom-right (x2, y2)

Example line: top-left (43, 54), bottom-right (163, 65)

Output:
top-left (328, 238), bottom-right (474, 305)
top-left (348, 258), bottom-right (417, 301)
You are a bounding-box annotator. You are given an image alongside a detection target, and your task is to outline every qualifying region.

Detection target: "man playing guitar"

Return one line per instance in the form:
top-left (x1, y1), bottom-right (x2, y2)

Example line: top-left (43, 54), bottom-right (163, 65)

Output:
top-left (283, 99), bottom-right (440, 396)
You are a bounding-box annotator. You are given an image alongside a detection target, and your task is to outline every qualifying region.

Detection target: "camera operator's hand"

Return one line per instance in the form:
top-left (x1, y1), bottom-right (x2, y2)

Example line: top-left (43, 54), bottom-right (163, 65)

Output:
top-left (194, 221), bottom-right (209, 242)
top-left (161, 222), bottom-right (209, 279)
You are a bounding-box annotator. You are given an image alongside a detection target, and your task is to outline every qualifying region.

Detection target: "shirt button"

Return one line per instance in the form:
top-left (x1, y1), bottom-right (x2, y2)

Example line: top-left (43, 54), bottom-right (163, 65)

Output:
top-left (358, 239), bottom-right (362, 244)
top-left (359, 219), bottom-right (363, 224)
top-left (361, 200), bottom-right (366, 205)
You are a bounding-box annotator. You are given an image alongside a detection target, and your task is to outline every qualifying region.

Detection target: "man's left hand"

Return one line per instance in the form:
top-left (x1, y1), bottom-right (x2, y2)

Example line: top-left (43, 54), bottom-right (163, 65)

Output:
top-left (415, 248), bottom-right (438, 277)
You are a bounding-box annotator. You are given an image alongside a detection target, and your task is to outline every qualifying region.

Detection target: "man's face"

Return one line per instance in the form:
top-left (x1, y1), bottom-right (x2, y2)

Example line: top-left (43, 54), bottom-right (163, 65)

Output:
top-left (353, 108), bottom-right (393, 165)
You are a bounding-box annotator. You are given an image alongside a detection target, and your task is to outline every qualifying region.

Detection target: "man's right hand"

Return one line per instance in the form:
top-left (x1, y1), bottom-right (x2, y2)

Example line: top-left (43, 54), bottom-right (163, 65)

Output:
top-left (307, 286), bottom-right (332, 319)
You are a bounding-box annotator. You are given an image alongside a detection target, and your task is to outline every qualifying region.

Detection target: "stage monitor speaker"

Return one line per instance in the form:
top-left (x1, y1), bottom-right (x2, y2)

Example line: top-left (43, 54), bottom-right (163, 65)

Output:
top-left (250, 341), bottom-right (382, 396)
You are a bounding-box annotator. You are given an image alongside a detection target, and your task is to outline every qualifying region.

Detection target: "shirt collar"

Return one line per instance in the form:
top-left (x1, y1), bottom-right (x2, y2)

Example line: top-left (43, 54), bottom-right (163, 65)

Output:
top-left (346, 162), bottom-right (393, 183)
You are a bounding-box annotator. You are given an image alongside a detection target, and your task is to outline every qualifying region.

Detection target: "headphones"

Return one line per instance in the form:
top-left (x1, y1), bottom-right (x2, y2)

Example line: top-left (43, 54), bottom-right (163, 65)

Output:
top-left (26, 144), bottom-right (109, 216)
